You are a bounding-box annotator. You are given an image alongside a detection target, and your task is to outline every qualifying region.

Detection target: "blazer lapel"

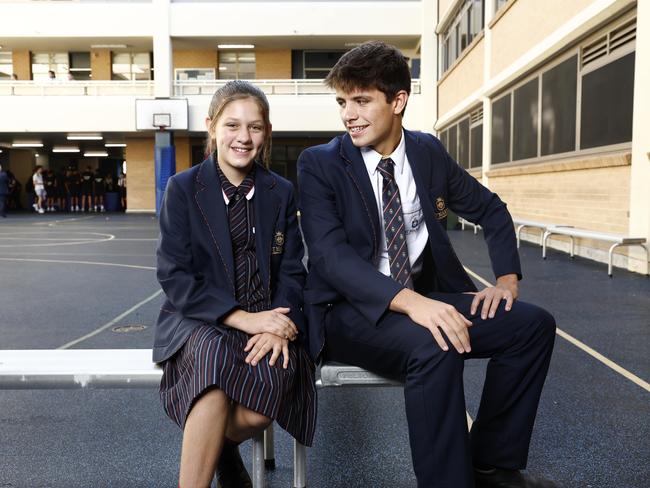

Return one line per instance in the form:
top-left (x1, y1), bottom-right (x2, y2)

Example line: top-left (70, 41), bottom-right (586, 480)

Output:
top-left (195, 157), bottom-right (235, 291)
top-left (253, 166), bottom-right (280, 295)
top-left (340, 134), bottom-right (381, 259)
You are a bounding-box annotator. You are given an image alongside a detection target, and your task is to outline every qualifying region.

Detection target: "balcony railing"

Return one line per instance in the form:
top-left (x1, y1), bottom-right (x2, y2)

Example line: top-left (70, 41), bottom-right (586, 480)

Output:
top-left (0, 81), bottom-right (155, 96)
top-left (0, 79), bottom-right (421, 97)
top-left (174, 79), bottom-right (422, 97)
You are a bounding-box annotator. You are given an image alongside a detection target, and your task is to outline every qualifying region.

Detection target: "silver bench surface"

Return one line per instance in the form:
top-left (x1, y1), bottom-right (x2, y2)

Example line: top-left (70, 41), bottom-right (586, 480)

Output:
top-left (542, 226), bottom-right (648, 276)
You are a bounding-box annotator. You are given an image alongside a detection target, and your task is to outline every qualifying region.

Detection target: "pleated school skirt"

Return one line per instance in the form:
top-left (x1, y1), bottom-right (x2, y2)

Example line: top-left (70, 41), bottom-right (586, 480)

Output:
top-left (159, 324), bottom-right (317, 447)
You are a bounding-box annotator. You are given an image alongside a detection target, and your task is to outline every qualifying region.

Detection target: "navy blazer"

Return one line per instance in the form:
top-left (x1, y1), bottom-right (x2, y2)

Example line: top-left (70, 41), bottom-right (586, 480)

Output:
top-left (297, 129), bottom-right (521, 360)
top-left (153, 157), bottom-right (306, 363)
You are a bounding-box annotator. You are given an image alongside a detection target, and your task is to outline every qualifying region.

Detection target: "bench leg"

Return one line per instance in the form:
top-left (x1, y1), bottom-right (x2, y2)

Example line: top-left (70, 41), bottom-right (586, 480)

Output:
top-left (251, 432), bottom-right (265, 488)
top-left (263, 424), bottom-right (275, 469)
top-left (516, 225), bottom-right (523, 249)
top-left (570, 236), bottom-right (575, 258)
top-left (293, 440), bottom-right (307, 488)
top-left (608, 243), bottom-right (619, 277)
top-left (542, 231), bottom-right (550, 259)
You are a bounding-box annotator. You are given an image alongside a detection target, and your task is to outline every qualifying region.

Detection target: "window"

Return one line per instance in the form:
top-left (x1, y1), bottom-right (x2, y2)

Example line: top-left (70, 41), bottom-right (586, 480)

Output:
top-left (448, 125), bottom-right (458, 162)
top-left (31, 52), bottom-right (69, 80)
top-left (491, 94), bottom-right (511, 164)
top-left (69, 52), bottom-right (91, 80)
top-left (495, 0), bottom-right (508, 13)
top-left (470, 123), bottom-right (483, 168)
top-left (441, 0), bottom-right (484, 73)
top-left (541, 55), bottom-right (577, 156)
top-left (112, 52), bottom-right (152, 81)
top-left (0, 52), bottom-right (12, 79)
top-left (458, 117), bottom-right (470, 169)
top-left (513, 78), bottom-right (538, 160)
top-left (303, 51), bottom-right (344, 79)
top-left (219, 52), bottom-right (255, 80)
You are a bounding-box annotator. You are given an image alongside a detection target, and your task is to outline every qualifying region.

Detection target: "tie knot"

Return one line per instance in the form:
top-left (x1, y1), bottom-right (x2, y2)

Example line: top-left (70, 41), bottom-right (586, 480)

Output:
top-left (377, 158), bottom-right (395, 179)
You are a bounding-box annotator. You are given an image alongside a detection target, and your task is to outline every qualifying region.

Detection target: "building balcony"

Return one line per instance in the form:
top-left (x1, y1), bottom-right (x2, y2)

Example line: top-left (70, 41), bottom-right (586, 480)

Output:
top-left (0, 79), bottom-right (422, 133)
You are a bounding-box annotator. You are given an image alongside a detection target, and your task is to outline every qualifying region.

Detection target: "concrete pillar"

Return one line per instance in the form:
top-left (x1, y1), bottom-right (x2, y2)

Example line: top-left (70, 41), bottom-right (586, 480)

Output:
top-left (420, 0), bottom-right (438, 133)
top-left (153, 0), bottom-right (172, 98)
top-left (628, 2), bottom-right (650, 273)
top-left (481, 0), bottom-right (495, 188)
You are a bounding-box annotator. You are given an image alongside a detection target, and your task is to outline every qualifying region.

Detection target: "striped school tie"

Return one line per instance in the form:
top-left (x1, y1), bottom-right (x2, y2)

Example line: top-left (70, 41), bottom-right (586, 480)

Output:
top-left (377, 157), bottom-right (413, 289)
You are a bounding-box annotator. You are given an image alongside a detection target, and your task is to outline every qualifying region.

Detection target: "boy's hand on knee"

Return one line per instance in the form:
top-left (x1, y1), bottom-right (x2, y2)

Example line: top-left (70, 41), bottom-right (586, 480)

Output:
top-left (391, 289), bottom-right (472, 354)
top-left (470, 274), bottom-right (518, 320)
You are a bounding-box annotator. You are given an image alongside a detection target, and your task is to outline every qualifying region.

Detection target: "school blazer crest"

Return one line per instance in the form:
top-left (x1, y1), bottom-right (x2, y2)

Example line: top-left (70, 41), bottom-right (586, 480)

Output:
top-left (153, 157), bottom-right (306, 363)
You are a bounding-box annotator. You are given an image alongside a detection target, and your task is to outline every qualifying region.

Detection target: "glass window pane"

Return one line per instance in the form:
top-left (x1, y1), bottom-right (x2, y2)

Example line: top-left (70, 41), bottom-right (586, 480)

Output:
top-left (470, 124), bottom-right (483, 168)
top-left (459, 10), bottom-right (469, 52)
top-left (541, 55), bottom-right (577, 156)
top-left (491, 94), bottom-right (511, 164)
top-left (458, 118), bottom-right (470, 169)
top-left (304, 51), bottom-right (343, 69)
top-left (580, 52), bottom-right (635, 149)
top-left (448, 125), bottom-right (458, 162)
top-left (513, 77), bottom-right (539, 160)
top-left (220, 52), bottom-right (237, 63)
top-left (0, 52), bottom-right (11, 79)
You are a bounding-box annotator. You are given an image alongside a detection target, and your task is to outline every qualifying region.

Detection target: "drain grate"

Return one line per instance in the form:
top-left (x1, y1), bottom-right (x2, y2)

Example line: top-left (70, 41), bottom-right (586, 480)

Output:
top-left (112, 324), bottom-right (148, 333)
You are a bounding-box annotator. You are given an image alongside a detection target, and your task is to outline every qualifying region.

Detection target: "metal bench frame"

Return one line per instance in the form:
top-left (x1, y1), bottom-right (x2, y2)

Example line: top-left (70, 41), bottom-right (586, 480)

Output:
top-left (542, 226), bottom-right (649, 276)
top-left (458, 217), bottom-right (482, 235)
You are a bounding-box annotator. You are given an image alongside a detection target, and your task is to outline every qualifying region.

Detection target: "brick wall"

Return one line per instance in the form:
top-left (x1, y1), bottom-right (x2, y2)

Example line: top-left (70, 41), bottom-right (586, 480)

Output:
top-left (12, 50), bottom-right (31, 80)
top-left (91, 50), bottom-right (112, 80)
top-left (125, 137), bottom-right (155, 212)
top-left (255, 49), bottom-right (292, 79)
top-left (172, 50), bottom-right (219, 71)
top-left (487, 152), bottom-right (637, 264)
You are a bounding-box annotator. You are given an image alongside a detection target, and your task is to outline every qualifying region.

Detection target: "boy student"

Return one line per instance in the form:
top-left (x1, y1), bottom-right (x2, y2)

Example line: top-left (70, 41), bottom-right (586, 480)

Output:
top-left (297, 41), bottom-right (557, 488)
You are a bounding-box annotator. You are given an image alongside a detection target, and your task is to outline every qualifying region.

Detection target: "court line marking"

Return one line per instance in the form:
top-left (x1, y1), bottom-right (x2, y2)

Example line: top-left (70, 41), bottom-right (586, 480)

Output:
top-left (58, 289), bottom-right (163, 350)
top-left (0, 257), bottom-right (155, 272)
top-left (463, 266), bottom-right (650, 393)
top-left (33, 216), bottom-right (96, 226)
top-left (0, 232), bottom-right (115, 248)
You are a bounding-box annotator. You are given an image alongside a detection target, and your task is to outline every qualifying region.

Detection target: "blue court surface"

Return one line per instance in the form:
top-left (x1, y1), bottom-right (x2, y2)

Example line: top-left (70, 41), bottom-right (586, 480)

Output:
top-left (0, 213), bottom-right (648, 487)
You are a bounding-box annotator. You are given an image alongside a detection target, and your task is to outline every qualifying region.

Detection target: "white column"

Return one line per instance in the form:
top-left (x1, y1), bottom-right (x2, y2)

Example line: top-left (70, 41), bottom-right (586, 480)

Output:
top-left (420, 0), bottom-right (438, 133)
top-left (481, 0), bottom-right (495, 188)
top-left (628, 2), bottom-right (650, 273)
top-left (153, 0), bottom-right (172, 98)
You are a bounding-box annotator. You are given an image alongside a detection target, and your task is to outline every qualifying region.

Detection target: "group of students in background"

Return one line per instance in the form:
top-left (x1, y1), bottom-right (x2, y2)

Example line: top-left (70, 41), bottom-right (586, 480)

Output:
top-left (4, 165), bottom-right (127, 214)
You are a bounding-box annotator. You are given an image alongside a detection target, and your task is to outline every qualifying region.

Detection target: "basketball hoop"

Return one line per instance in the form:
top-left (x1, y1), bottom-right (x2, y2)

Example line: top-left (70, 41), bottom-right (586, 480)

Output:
top-left (153, 113), bottom-right (171, 131)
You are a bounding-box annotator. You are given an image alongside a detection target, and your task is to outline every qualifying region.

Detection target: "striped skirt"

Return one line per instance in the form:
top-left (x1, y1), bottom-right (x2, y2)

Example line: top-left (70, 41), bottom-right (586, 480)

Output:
top-left (159, 324), bottom-right (317, 447)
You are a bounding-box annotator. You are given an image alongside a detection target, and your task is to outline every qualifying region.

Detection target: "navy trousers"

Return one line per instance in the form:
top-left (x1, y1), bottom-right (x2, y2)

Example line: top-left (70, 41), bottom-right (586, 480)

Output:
top-left (324, 292), bottom-right (556, 488)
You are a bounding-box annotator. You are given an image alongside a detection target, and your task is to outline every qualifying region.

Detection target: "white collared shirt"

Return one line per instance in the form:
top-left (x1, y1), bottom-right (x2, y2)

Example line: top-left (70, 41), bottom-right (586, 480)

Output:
top-left (361, 131), bottom-right (428, 279)
top-left (221, 186), bottom-right (255, 205)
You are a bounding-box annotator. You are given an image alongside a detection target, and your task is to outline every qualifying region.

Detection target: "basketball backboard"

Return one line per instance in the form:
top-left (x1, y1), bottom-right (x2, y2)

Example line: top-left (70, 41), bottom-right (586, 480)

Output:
top-left (135, 98), bottom-right (189, 131)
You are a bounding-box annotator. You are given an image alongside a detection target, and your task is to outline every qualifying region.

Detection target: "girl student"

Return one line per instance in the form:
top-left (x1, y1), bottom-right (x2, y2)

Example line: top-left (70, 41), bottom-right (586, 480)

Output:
top-left (154, 80), bottom-right (316, 488)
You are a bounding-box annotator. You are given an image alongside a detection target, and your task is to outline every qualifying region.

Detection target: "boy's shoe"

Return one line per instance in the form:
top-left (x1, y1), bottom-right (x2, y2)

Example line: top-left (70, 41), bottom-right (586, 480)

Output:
top-left (475, 468), bottom-right (559, 488)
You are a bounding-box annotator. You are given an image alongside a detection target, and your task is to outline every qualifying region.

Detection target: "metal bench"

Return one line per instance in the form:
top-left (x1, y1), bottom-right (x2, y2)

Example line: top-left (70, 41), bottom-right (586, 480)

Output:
top-left (511, 218), bottom-right (557, 249)
top-left (458, 217), bottom-right (482, 235)
top-left (0, 349), bottom-right (275, 488)
top-left (542, 226), bottom-right (649, 276)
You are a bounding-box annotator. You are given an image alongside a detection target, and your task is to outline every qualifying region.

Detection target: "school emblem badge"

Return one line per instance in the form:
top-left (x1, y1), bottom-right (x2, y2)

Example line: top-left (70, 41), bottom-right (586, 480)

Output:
top-left (435, 197), bottom-right (448, 220)
top-left (272, 231), bottom-right (284, 255)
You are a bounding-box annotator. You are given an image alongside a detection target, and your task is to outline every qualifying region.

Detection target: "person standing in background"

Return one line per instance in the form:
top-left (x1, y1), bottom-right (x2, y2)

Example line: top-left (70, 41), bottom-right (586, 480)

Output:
top-left (0, 164), bottom-right (9, 218)
top-left (117, 171), bottom-right (126, 211)
top-left (93, 170), bottom-right (106, 212)
top-left (44, 169), bottom-right (56, 212)
top-left (32, 166), bottom-right (46, 214)
top-left (80, 165), bottom-right (94, 212)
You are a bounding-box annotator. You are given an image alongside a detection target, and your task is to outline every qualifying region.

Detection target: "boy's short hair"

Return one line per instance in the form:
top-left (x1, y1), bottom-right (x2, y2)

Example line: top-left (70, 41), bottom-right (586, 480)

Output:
top-left (325, 41), bottom-right (411, 104)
